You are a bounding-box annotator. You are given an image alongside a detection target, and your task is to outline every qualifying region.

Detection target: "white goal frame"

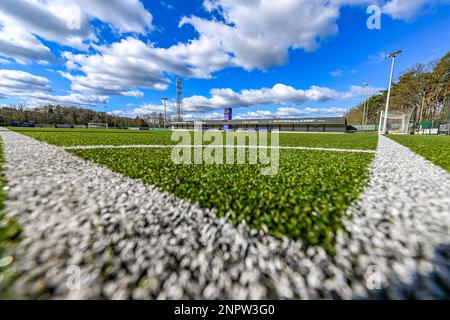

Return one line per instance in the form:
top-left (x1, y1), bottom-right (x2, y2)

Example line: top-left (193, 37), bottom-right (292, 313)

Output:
top-left (378, 110), bottom-right (412, 135)
top-left (88, 122), bottom-right (108, 129)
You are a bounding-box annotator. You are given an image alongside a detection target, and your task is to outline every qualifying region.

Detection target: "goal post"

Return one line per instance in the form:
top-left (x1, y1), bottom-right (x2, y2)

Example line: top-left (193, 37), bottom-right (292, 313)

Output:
top-left (88, 122), bottom-right (108, 129)
top-left (378, 110), bottom-right (412, 135)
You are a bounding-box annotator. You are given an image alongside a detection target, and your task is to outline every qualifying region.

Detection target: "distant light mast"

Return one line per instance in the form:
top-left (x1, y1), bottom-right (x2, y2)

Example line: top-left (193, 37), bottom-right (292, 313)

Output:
top-left (176, 77), bottom-right (183, 121)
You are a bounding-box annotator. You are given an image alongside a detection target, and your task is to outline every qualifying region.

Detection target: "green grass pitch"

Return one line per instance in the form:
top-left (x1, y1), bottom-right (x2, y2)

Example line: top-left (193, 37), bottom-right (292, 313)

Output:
top-left (389, 135), bottom-right (450, 173)
top-left (10, 127), bottom-right (378, 150)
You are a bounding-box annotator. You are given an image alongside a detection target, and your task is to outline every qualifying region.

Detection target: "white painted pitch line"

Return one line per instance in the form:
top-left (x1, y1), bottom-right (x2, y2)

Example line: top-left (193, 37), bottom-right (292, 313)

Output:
top-left (62, 144), bottom-right (376, 154)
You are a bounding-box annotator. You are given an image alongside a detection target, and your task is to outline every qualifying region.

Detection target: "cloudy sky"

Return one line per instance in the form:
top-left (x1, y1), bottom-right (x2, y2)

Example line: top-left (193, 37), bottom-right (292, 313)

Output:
top-left (0, 0), bottom-right (449, 119)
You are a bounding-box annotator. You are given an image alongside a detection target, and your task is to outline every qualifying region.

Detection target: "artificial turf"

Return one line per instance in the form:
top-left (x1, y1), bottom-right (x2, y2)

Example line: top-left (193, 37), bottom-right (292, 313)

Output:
top-left (70, 147), bottom-right (374, 252)
top-left (389, 135), bottom-right (450, 172)
top-left (11, 127), bottom-right (378, 150)
top-left (10, 128), bottom-right (174, 147)
top-left (280, 132), bottom-right (377, 150)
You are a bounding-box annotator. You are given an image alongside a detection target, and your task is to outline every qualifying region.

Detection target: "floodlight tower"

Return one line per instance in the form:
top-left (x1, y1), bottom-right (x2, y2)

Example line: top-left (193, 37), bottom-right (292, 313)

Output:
top-left (382, 50), bottom-right (402, 134)
top-left (161, 98), bottom-right (168, 129)
top-left (176, 77), bottom-right (183, 121)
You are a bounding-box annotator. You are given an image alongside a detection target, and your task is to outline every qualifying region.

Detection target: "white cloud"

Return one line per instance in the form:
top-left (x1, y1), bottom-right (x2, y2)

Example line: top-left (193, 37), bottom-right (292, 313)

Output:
top-left (60, 36), bottom-right (232, 96)
top-left (348, 85), bottom-right (384, 97)
top-left (0, 0), bottom-right (153, 59)
top-left (182, 0), bottom-right (340, 70)
top-left (329, 69), bottom-right (344, 78)
top-left (234, 110), bottom-right (274, 119)
top-left (120, 90), bottom-right (145, 98)
top-left (112, 102), bottom-right (181, 118)
top-left (160, 35), bottom-right (234, 78)
top-left (0, 69), bottom-right (107, 106)
top-left (160, 1), bottom-right (175, 11)
top-left (179, 0), bottom-right (448, 72)
top-left (131, 103), bottom-right (172, 115)
top-left (277, 106), bottom-right (348, 117)
top-left (0, 58), bottom-right (12, 65)
top-left (76, 0), bottom-right (153, 34)
top-left (382, 0), bottom-right (450, 20)
top-left (0, 69), bottom-right (51, 96)
top-left (185, 112), bottom-right (223, 120)
top-left (30, 92), bottom-right (108, 106)
top-left (367, 52), bottom-right (387, 64)
top-left (234, 106), bottom-right (348, 119)
top-left (0, 0), bottom-right (94, 51)
top-left (0, 26), bottom-right (54, 64)
top-left (181, 83), bottom-right (379, 113)
top-left (59, 39), bottom-right (170, 96)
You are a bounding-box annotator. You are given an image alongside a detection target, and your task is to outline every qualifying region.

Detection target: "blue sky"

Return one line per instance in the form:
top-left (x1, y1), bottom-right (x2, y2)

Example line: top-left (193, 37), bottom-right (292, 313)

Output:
top-left (0, 0), bottom-right (449, 120)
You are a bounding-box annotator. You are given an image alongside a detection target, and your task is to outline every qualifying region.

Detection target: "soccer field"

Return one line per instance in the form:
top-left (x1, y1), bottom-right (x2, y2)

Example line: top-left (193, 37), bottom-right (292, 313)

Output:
top-left (3, 127), bottom-right (450, 300)
top-left (10, 127), bottom-right (377, 252)
top-left (11, 127), bottom-right (378, 150)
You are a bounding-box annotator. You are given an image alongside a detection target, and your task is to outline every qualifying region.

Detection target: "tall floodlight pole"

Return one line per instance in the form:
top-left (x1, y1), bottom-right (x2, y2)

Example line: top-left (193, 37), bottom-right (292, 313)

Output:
top-left (382, 50), bottom-right (402, 134)
top-left (362, 82), bottom-right (368, 126)
top-left (161, 98), bottom-right (168, 129)
top-left (176, 77), bottom-right (183, 121)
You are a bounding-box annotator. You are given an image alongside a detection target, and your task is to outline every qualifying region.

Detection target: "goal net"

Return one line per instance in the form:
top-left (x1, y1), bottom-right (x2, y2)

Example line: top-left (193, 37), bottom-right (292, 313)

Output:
top-left (378, 110), bottom-right (412, 134)
top-left (88, 122), bottom-right (108, 129)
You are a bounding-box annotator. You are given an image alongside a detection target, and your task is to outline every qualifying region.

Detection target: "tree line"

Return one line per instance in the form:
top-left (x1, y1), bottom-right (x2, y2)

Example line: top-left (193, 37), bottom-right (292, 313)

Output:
top-left (346, 52), bottom-right (450, 130)
top-left (0, 105), bottom-right (169, 128)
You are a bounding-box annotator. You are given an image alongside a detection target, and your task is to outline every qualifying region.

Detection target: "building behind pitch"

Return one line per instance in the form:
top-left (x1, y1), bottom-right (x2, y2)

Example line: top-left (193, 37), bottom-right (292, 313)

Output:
top-left (173, 108), bottom-right (346, 132)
